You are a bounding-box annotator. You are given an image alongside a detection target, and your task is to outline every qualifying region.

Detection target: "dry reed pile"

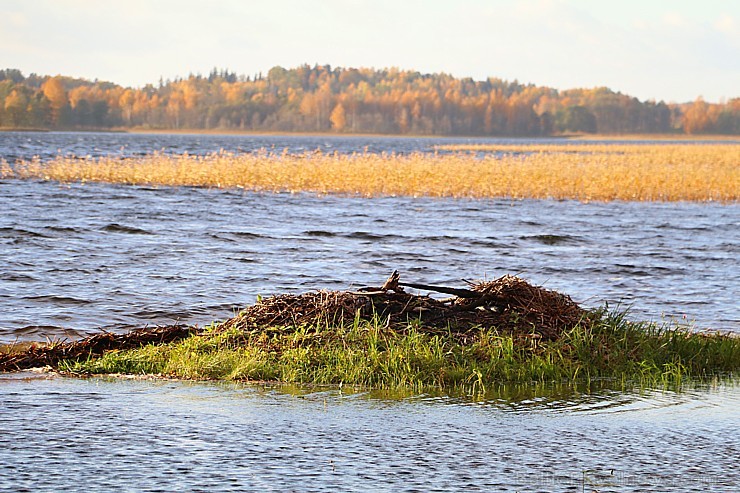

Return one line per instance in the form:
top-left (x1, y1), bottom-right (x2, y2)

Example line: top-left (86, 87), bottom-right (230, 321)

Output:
top-left (221, 273), bottom-right (587, 342)
top-left (2, 143), bottom-right (738, 201)
top-left (0, 325), bottom-right (192, 372)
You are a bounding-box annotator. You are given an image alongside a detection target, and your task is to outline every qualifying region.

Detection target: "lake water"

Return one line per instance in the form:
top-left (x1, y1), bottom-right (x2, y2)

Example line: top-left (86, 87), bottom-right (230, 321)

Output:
top-left (0, 130), bottom-right (667, 162)
top-left (1, 132), bottom-right (738, 341)
top-left (1, 373), bottom-right (738, 492)
top-left (1, 131), bottom-right (738, 491)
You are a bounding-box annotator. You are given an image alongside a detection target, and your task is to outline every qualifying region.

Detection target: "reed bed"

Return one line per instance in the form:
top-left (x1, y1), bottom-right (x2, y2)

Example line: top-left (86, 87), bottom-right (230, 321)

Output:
top-left (3, 143), bottom-right (738, 201)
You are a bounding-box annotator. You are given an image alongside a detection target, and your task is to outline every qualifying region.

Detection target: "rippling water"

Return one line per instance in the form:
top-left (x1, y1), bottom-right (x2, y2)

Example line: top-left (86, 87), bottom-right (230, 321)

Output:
top-left (1, 373), bottom-right (738, 492)
top-left (1, 132), bottom-right (739, 491)
top-left (0, 130), bottom-right (487, 162)
top-left (3, 131), bottom-right (736, 163)
top-left (0, 132), bottom-right (738, 341)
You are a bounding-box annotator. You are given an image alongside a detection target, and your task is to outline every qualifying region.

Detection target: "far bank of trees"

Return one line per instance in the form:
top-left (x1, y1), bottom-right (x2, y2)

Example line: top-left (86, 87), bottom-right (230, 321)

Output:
top-left (1, 66), bottom-right (738, 135)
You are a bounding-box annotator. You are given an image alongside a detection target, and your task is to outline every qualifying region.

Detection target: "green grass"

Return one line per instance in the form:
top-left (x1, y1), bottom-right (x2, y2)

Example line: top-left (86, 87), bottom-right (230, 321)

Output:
top-left (59, 308), bottom-right (739, 391)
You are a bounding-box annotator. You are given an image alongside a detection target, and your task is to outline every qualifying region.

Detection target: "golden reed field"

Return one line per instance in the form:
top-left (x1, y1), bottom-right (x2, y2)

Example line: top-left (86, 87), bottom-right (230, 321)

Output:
top-left (2, 143), bottom-right (738, 202)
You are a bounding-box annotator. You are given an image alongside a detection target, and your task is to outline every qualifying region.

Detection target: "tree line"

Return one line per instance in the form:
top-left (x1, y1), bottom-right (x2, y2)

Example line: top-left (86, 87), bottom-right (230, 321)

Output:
top-left (1, 65), bottom-right (738, 135)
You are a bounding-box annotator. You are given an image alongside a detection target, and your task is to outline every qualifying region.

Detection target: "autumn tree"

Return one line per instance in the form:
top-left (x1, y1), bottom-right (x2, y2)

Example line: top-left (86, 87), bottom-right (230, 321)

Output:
top-left (119, 89), bottom-right (135, 124)
top-left (330, 102), bottom-right (346, 131)
top-left (166, 90), bottom-right (185, 128)
top-left (300, 92), bottom-right (320, 130)
top-left (314, 79), bottom-right (333, 130)
top-left (683, 98), bottom-right (712, 134)
top-left (28, 92), bottom-right (52, 127)
top-left (41, 76), bottom-right (69, 127)
top-left (715, 98), bottom-right (740, 134)
top-left (0, 65), bottom-right (736, 135)
top-left (557, 105), bottom-right (597, 133)
top-left (4, 89), bottom-right (29, 126)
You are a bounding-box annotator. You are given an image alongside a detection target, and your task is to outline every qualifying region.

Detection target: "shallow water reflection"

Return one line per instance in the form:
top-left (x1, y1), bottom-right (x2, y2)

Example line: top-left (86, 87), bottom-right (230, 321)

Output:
top-left (0, 374), bottom-right (737, 492)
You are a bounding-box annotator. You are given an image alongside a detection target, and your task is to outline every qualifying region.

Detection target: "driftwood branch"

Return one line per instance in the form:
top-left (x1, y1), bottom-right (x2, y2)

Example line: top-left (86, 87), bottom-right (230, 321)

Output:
top-left (381, 270), bottom-right (402, 291)
top-left (356, 271), bottom-right (483, 299)
top-left (397, 281), bottom-right (481, 299)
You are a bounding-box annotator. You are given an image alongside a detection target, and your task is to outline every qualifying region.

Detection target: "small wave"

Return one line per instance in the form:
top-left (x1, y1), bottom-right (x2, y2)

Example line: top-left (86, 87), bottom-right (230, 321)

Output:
top-left (0, 227), bottom-right (51, 239)
top-left (657, 222), bottom-right (711, 231)
top-left (717, 242), bottom-right (739, 253)
top-left (612, 264), bottom-right (678, 276)
top-left (46, 226), bottom-right (82, 233)
top-left (130, 308), bottom-right (192, 320)
top-left (469, 239), bottom-right (511, 248)
top-left (4, 325), bottom-right (89, 342)
top-left (227, 257), bottom-right (259, 263)
top-left (101, 223), bottom-right (153, 235)
top-left (419, 235), bottom-right (459, 242)
top-left (229, 231), bottom-right (264, 239)
top-left (304, 230), bottom-right (337, 237)
top-left (363, 260), bottom-right (388, 268)
top-left (521, 234), bottom-right (582, 245)
top-left (0, 273), bottom-right (38, 282)
top-left (614, 269), bottom-right (651, 277)
top-left (208, 233), bottom-right (236, 242)
top-left (104, 194), bottom-right (138, 201)
top-left (132, 186), bottom-right (168, 192)
top-left (199, 303), bottom-right (245, 313)
top-left (24, 295), bottom-right (92, 305)
top-left (47, 267), bottom-right (95, 274)
top-left (345, 231), bottom-right (400, 241)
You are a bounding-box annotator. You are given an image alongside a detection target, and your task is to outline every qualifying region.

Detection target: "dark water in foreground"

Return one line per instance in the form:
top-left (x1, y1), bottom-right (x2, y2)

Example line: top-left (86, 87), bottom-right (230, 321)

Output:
top-left (1, 374), bottom-right (738, 492)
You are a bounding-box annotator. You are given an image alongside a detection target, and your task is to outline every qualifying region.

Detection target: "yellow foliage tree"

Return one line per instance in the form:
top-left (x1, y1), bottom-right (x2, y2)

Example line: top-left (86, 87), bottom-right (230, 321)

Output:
top-left (4, 90), bottom-right (29, 126)
top-left (167, 92), bottom-right (185, 128)
top-left (41, 76), bottom-right (68, 126)
top-left (330, 103), bottom-right (346, 132)
top-left (300, 92), bottom-right (320, 130)
top-left (119, 89), bottom-right (135, 124)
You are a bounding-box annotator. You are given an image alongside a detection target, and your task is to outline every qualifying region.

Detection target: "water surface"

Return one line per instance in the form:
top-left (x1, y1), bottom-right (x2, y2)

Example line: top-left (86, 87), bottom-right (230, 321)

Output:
top-left (1, 132), bottom-right (738, 492)
top-left (0, 132), bottom-right (737, 341)
top-left (2, 131), bottom-right (736, 163)
top-left (0, 374), bottom-right (737, 492)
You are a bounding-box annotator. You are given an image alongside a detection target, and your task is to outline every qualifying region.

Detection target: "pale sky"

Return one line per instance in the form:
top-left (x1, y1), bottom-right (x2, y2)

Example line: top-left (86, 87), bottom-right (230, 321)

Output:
top-left (1, 0), bottom-right (738, 103)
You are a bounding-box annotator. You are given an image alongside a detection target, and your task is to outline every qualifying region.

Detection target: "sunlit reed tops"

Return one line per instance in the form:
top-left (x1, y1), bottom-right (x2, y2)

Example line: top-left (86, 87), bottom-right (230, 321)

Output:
top-left (3, 143), bottom-right (738, 202)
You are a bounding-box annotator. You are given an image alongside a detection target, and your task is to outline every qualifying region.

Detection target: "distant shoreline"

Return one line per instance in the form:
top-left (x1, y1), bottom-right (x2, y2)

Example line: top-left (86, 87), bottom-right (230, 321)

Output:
top-left (2, 126), bottom-right (738, 141)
